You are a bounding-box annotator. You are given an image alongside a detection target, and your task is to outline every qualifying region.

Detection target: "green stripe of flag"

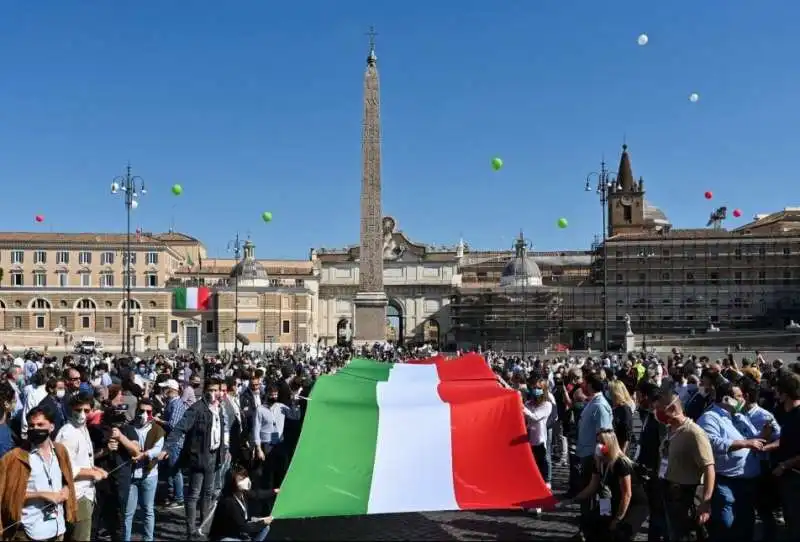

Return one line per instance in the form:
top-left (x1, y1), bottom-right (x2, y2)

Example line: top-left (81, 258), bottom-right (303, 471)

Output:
top-left (174, 288), bottom-right (188, 310)
top-left (271, 360), bottom-right (392, 518)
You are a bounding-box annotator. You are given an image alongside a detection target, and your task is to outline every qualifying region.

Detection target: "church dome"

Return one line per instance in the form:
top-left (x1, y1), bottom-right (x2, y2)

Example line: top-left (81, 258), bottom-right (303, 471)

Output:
top-left (230, 240), bottom-right (269, 286)
top-left (499, 233), bottom-right (543, 288)
top-left (644, 200), bottom-right (671, 226)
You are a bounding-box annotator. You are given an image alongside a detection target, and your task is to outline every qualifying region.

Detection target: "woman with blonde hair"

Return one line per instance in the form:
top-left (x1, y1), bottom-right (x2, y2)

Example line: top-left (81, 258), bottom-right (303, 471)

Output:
top-left (607, 380), bottom-right (635, 455)
top-left (563, 430), bottom-right (648, 542)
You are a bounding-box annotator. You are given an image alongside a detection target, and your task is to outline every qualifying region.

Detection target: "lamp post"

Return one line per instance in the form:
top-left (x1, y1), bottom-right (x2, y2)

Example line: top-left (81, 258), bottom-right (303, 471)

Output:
top-left (585, 161), bottom-right (619, 352)
top-left (110, 164), bottom-right (146, 355)
top-left (227, 233), bottom-right (243, 353)
top-left (638, 249), bottom-right (656, 352)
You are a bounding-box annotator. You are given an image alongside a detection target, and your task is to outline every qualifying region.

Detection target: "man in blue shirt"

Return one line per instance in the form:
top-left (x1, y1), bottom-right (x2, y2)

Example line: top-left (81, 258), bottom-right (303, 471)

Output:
top-left (574, 370), bottom-right (612, 539)
top-left (697, 378), bottom-right (765, 542)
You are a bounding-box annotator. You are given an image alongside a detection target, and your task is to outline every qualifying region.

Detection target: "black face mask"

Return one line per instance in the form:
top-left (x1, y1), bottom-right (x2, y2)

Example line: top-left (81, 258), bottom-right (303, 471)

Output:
top-left (28, 428), bottom-right (50, 446)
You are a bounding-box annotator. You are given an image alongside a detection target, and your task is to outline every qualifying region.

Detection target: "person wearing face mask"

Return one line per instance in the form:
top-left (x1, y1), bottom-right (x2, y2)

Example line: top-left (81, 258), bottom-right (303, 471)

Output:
top-left (153, 379), bottom-right (186, 509)
top-left (697, 379), bottom-right (764, 542)
top-left (39, 377), bottom-right (67, 439)
top-left (653, 389), bottom-right (715, 541)
top-left (251, 384), bottom-right (301, 501)
top-left (768, 372), bottom-right (800, 539)
top-left (207, 465), bottom-right (276, 542)
top-left (165, 377), bottom-right (229, 539)
top-left (124, 399), bottom-right (165, 542)
top-left (562, 430), bottom-right (648, 541)
top-left (0, 406), bottom-right (78, 541)
top-left (523, 380), bottom-right (553, 516)
top-left (55, 392), bottom-right (108, 541)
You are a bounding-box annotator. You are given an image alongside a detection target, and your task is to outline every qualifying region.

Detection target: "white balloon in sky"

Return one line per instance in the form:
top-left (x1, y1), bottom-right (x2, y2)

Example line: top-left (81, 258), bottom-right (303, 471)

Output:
top-left (637, 34), bottom-right (649, 46)
top-left (689, 92), bottom-right (700, 103)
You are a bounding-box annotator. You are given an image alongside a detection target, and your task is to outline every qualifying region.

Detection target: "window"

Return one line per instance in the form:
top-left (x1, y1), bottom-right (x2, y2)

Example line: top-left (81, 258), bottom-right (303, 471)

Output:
top-left (104, 316), bottom-right (113, 329)
top-left (77, 299), bottom-right (93, 310)
top-left (32, 299), bottom-right (49, 310)
top-left (58, 316), bottom-right (68, 329)
top-left (734, 248), bottom-right (742, 260)
top-left (784, 247), bottom-right (791, 258)
top-left (615, 274), bottom-right (623, 285)
top-left (686, 272), bottom-right (695, 284)
top-left (734, 272), bottom-right (742, 285)
top-left (148, 316), bottom-right (157, 330)
top-left (661, 249), bottom-right (670, 259)
top-left (81, 316), bottom-right (90, 329)
top-left (100, 272), bottom-right (114, 288)
top-left (758, 247), bottom-right (766, 258)
top-left (101, 252), bottom-right (115, 265)
top-left (13, 316), bottom-right (22, 329)
top-left (33, 250), bottom-right (46, 264)
top-left (282, 320), bottom-right (291, 334)
top-left (615, 251), bottom-right (623, 259)
top-left (58, 272), bottom-right (68, 287)
top-left (80, 272), bottom-right (91, 287)
top-left (35, 315), bottom-right (45, 329)
top-left (56, 251), bottom-right (69, 264)
top-left (122, 252), bottom-right (137, 265)
top-left (78, 251), bottom-right (92, 265)
top-left (11, 272), bottom-right (23, 287)
top-left (710, 272), bottom-right (719, 285)
top-left (170, 320), bottom-right (178, 333)
top-left (205, 319), bottom-right (214, 333)
top-left (146, 273), bottom-right (158, 287)
top-left (758, 271), bottom-right (766, 284)
top-left (11, 250), bottom-right (23, 264)
top-left (295, 279), bottom-right (305, 287)
top-left (237, 320), bottom-right (257, 334)
top-left (661, 272), bottom-right (670, 282)
top-left (146, 252), bottom-right (159, 265)
top-left (123, 272), bottom-right (136, 288)
top-left (33, 272), bottom-right (46, 287)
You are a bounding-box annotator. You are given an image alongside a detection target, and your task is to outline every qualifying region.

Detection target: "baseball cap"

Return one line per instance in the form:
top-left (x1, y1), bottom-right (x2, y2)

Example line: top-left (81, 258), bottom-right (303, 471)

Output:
top-left (158, 379), bottom-right (180, 391)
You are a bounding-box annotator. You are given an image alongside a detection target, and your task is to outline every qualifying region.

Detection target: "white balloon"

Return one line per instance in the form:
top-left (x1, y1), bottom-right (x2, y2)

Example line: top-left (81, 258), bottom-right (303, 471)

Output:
top-left (689, 92), bottom-right (700, 103)
top-left (637, 34), bottom-right (649, 46)
top-left (131, 199), bottom-right (139, 209)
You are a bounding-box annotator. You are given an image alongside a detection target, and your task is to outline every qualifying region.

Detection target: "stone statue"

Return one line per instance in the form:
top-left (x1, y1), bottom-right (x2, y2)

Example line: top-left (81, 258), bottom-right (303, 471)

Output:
top-left (382, 216), bottom-right (405, 260)
top-left (624, 313), bottom-right (633, 335)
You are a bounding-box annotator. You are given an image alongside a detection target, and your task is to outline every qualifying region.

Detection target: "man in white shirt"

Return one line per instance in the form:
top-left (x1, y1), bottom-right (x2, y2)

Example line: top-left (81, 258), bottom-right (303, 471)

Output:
top-left (55, 392), bottom-right (108, 541)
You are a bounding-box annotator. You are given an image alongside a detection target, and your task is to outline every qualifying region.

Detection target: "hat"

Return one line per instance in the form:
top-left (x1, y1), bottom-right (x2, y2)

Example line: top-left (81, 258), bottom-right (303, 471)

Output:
top-left (159, 379), bottom-right (180, 391)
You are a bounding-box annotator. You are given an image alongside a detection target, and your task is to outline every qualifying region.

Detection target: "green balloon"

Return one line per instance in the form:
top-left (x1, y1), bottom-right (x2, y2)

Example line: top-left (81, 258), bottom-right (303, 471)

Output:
top-left (557, 217), bottom-right (569, 229)
top-left (491, 157), bottom-right (503, 171)
top-left (262, 211), bottom-right (273, 223)
top-left (171, 184), bottom-right (183, 196)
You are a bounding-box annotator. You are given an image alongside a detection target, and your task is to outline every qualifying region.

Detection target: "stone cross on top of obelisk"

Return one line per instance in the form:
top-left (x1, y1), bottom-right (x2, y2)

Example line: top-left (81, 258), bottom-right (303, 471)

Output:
top-left (353, 26), bottom-right (388, 343)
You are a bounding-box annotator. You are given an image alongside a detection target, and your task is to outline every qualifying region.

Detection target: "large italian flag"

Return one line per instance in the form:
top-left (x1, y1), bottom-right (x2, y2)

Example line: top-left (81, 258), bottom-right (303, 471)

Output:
top-left (173, 287), bottom-right (212, 310)
top-left (272, 353), bottom-right (554, 519)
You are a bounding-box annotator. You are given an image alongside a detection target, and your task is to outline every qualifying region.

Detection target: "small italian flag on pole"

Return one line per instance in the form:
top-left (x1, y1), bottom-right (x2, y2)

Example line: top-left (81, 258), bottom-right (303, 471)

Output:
top-left (272, 354), bottom-right (555, 519)
top-left (173, 287), bottom-right (211, 311)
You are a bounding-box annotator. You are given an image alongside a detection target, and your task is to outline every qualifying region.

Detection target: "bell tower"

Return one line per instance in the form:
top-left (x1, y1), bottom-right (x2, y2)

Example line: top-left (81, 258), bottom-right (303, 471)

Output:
top-left (608, 144), bottom-right (646, 237)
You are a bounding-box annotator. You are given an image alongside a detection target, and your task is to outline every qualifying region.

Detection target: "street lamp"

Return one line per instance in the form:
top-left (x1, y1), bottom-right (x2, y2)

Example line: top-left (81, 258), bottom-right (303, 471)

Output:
top-left (111, 164), bottom-right (146, 355)
top-left (638, 249), bottom-right (656, 351)
top-left (227, 233), bottom-right (243, 353)
top-left (585, 161), bottom-right (619, 352)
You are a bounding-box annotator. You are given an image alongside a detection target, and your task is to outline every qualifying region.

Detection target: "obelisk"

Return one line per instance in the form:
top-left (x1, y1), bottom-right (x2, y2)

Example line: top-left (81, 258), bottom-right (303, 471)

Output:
top-left (353, 28), bottom-right (388, 343)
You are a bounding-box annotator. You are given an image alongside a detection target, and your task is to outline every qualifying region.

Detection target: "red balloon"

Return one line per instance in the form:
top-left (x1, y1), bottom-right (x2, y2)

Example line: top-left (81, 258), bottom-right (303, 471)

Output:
top-left (704, 191), bottom-right (713, 199)
top-left (34, 215), bottom-right (44, 223)
top-left (733, 209), bottom-right (742, 218)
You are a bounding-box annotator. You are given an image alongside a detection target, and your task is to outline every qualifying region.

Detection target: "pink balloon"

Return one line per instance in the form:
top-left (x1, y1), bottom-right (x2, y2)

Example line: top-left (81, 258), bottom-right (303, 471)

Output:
top-left (704, 191), bottom-right (713, 200)
top-left (733, 209), bottom-right (742, 218)
top-left (34, 215), bottom-right (44, 223)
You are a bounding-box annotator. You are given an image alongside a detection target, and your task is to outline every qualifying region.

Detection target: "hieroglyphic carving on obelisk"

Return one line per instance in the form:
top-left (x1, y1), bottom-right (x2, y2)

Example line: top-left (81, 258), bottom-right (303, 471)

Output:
top-left (354, 27), bottom-right (388, 342)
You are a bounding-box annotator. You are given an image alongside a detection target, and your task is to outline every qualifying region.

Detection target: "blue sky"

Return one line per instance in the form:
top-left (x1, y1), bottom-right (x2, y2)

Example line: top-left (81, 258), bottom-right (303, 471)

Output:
top-left (1, 2), bottom-right (797, 259)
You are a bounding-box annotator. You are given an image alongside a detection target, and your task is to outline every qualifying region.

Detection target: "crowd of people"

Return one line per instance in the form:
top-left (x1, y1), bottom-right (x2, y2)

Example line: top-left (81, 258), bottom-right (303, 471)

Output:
top-left (0, 343), bottom-right (797, 542)
top-left (504, 349), bottom-right (800, 542)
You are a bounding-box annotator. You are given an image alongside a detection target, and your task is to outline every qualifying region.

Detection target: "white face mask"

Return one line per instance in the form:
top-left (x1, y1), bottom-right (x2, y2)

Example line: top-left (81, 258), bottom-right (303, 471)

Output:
top-left (55, 390), bottom-right (65, 399)
top-left (73, 412), bottom-right (87, 426)
top-left (237, 477), bottom-right (252, 491)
